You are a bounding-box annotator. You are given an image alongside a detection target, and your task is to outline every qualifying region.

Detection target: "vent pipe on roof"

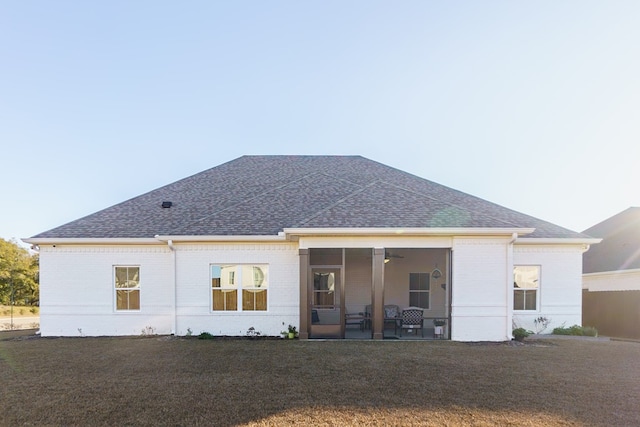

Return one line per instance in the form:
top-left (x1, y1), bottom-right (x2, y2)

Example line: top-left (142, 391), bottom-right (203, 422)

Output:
top-left (162, 201), bottom-right (172, 208)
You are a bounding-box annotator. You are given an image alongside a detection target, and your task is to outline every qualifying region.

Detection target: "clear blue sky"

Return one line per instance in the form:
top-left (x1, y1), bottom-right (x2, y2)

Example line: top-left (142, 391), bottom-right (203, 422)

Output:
top-left (2, 1), bottom-right (639, 242)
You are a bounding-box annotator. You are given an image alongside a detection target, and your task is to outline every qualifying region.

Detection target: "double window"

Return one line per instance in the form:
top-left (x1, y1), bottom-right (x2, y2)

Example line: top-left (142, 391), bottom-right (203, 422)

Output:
top-left (211, 264), bottom-right (268, 311)
top-left (115, 266), bottom-right (140, 311)
top-left (513, 265), bottom-right (540, 311)
top-left (409, 272), bottom-right (430, 309)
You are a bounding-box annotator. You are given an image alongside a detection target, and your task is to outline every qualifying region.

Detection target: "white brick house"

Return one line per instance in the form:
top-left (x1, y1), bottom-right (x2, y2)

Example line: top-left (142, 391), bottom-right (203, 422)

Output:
top-left (25, 156), bottom-right (597, 341)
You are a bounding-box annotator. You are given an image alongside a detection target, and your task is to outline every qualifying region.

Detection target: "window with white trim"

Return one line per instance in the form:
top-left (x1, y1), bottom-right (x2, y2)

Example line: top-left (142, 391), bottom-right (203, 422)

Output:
top-left (115, 266), bottom-right (140, 311)
top-left (211, 264), bottom-right (268, 311)
top-left (513, 265), bottom-right (540, 311)
top-left (409, 272), bottom-right (430, 309)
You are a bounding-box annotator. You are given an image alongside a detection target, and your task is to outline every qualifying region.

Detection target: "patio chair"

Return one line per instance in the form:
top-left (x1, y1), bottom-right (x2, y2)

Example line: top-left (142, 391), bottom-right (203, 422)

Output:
top-left (384, 304), bottom-right (401, 331)
top-left (399, 307), bottom-right (425, 337)
top-left (345, 310), bottom-right (366, 331)
top-left (363, 304), bottom-right (401, 331)
top-left (364, 304), bottom-right (372, 330)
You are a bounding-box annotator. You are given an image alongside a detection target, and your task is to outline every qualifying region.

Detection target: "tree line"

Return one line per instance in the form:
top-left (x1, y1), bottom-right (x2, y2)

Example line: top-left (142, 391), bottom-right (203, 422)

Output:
top-left (0, 238), bottom-right (39, 306)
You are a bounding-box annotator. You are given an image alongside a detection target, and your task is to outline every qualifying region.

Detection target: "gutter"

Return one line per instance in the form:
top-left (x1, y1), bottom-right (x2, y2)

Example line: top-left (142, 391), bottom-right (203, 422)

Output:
top-left (153, 234), bottom-right (289, 242)
top-left (22, 237), bottom-right (162, 245)
top-left (283, 227), bottom-right (536, 237)
top-left (516, 238), bottom-right (601, 245)
top-left (23, 235), bottom-right (289, 246)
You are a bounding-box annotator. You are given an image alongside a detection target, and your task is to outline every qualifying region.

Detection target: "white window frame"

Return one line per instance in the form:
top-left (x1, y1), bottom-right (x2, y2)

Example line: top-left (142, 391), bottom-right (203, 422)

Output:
top-left (114, 266), bottom-right (141, 312)
top-left (210, 264), bottom-right (269, 312)
top-left (409, 272), bottom-right (430, 310)
top-left (513, 265), bottom-right (540, 311)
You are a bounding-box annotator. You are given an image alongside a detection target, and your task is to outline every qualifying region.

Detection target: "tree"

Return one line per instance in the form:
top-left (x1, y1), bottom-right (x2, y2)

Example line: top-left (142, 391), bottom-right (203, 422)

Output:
top-left (0, 239), bottom-right (39, 306)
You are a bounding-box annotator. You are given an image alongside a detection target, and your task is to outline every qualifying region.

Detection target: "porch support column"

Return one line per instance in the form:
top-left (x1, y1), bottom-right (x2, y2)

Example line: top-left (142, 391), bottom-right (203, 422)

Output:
top-left (299, 249), bottom-right (310, 340)
top-left (372, 247), bottom-right (385, 340)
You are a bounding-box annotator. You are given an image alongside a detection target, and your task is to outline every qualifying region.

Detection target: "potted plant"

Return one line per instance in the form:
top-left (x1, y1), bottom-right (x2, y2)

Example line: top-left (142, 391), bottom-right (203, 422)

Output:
top-left (287, 324), bottom-right (298, 339)
top-left (512, 327), bottom-right (531, 342)
top-left (433, 319), bottom-right (446, 338)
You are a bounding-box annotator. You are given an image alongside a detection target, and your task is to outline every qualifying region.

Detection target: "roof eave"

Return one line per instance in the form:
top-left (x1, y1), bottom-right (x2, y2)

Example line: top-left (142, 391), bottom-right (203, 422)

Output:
top-left (516, 237), bottom-right (602, 245)
top-left (154, 234), bottom-right (288, 242)
top-left (22, 237), bottom-right (163, 245)
top-left (283, 227), bottom-right (536, 237)
top-left (23, 234), bottom-right (290, 246)
top-left (583, 268), bottom-right (640, 277)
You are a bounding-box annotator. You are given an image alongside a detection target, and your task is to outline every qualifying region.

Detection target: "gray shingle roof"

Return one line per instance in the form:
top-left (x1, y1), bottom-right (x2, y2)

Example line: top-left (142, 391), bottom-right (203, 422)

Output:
top-left (32, 155), bottom-right (587, 239)
top-left (583, 207), bottom-right (640, 273)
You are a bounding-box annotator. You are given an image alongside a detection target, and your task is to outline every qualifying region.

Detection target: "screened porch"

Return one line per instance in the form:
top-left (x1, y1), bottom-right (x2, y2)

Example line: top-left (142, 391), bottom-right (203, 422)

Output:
top-left (300, 247), bottom-right (451, 340)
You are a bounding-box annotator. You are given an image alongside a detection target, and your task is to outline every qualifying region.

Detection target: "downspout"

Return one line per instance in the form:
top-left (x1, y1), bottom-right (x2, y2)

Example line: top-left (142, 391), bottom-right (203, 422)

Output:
top-left (155, 236), bottom-right (178, 335)
top-left (168, 240), bottom-right (177, 335)
top-left (506, 233), bottom-right (517, 340)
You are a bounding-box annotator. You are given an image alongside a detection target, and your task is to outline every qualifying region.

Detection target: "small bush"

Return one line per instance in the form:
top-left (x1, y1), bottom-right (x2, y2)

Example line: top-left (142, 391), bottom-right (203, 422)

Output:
top-left (512, 327), bottom-right (532, 342)
top-left (553, 325), bottom-right (598, 337)
top-left (198, 332), bottom-right (214, 340)
top-left (30, 307), bottom-right (39, 314)
top-left (140, 326), bottom-right (156, 336)
top-left (533, 316), bottom-right (551, 334)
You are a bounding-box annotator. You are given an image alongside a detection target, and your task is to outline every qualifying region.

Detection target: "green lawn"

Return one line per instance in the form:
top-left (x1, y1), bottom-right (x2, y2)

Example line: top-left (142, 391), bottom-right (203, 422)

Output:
top-left (1, 333), bottom-right (638, 426)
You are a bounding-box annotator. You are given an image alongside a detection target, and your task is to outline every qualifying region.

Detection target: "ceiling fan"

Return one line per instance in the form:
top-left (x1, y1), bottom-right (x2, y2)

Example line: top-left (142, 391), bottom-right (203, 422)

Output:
top-left (384, 251), bottom-right (404, 263)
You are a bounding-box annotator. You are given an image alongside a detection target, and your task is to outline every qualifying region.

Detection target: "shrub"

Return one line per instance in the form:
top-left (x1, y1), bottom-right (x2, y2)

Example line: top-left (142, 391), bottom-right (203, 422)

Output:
top-left (512, 327), bottom-right (532, 342)
top-left (552, 325), bottom-right (598, 337)
top-left (246, 327), bottom-right (261, 339)
top-left (198, 332), bottom-right (214, 340)
top-left (29, 307), bottom-right (39, 314)
top-left (533, 316), bottom-right (551, 334)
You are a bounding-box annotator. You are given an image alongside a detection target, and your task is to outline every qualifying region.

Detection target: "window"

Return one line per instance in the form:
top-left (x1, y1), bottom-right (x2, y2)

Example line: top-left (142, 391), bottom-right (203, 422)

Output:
top-left (115, 266), bottom-right (140, 310)
top-left (313, 272), bottom-right (335, 308)
top-left (211, 265), bottom-right (268, 311)
top-left (513, 265), bottom-right (539, 311)
top-left (409, 272), bottom-right (430, 309)
top-left (243, 266), bottom-right (268, 311)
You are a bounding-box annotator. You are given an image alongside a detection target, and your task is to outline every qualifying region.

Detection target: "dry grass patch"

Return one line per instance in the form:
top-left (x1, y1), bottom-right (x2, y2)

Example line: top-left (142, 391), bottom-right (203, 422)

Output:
top-left (0, 305), bottom-right (38, 317)
top-left (1, 333), bottom-right (639, 426)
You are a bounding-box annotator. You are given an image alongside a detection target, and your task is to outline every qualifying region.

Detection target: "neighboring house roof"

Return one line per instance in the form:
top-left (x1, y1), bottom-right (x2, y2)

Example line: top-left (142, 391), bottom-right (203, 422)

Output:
top-left (583, 207), bottom-right (640, 273)
top-left (31, 155), bottom-right (588, 239)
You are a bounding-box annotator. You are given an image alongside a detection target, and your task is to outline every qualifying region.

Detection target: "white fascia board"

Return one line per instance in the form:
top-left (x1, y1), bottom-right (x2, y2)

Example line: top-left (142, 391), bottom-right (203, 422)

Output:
top-left (154, 234), bottom-right (287, 243)
top-left (24, 234), bottom-right (289, 246)
top-left (22, 237), bottom-right (162, 245)
top-left (583, 268), bottom-right (640, 277)
top-left (516, 238), bottom-right (602, 245)
top-left (283, 227), bottom-right (535, 237)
